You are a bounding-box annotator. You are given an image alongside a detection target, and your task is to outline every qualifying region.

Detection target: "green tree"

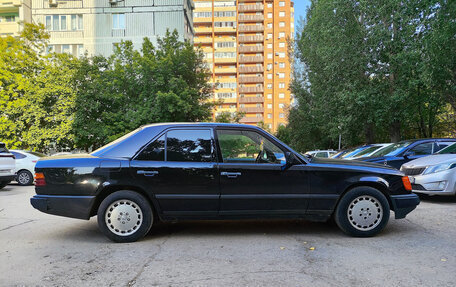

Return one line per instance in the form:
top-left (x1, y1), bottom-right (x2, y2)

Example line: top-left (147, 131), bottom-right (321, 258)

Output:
top-left (72, 30), bottom-right (214, 150)
top-left (215, 111), bottom-right (245, 123)
top-left (0, 24), bottom-right (76, 151)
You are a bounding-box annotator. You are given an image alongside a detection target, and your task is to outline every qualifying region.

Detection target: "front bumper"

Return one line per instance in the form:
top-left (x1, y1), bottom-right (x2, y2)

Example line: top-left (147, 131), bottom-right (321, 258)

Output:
top-left (390, 194), bottom-right (420, 219)
top-left (409, 170), bottom-right (456, 196)
top-left (30, 194), bottom-right (96, 220)
top-left (0, 175), bottom-right (16, 182)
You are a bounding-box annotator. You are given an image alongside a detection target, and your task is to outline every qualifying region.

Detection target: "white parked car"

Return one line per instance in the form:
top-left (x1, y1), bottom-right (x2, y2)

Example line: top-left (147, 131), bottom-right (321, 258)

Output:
top-left (305, 150), bottom-right (337, 158)
top-left (10, 150), bottom-right (46, 186)
top-left (401, 143), bottom-right (456, 196)
top-left (0, 143), bottom-right (16, 190)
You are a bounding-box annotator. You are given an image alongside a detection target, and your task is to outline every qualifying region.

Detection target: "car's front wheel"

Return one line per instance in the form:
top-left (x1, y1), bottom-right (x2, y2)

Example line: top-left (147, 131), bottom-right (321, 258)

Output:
top-left (334, 186), bottom-right (390, 237)
top-left (97, 190), bottom-right (153, 243)
top-left (17, 170), bottom-right (33, 186)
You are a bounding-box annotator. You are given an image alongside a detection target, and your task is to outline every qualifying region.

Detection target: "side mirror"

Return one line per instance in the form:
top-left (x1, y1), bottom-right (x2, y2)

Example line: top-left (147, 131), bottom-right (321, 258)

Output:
top-left (282, 152), bottom-right (298, 170)
top-left (404, 150), bottom-right (415, 158)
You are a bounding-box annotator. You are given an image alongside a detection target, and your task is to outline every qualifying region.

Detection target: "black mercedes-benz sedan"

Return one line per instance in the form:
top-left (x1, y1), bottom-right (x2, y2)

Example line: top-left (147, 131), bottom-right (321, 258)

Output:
top-left (31, 123), bottom-right (419, 242)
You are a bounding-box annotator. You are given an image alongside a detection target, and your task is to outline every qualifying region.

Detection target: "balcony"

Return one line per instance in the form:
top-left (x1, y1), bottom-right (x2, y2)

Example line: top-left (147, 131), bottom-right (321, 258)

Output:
top-left (238, 15), bottom-right (264, 22)
top-left (239, 76), bottom-right (264, 84)
top-left (214, 57), bottom-right (237, 64)
top-left (239, 56), bottom-right (264, 63)
top-left (239, 116), bottom-right (264, 123)
top-left (238, 35), bottom-right (264, 43)
top-left (0, 22), bottom-right (20, 36)
top-left (238, 66), bottom-right (264, 73)
top-left (238, 4), bottom-right (264, 12)
top-left (0, 0), bottom-right (21, 8)
top-left (214, 26), bottom-right (237, 33)
top-left (239, 107), bottom-right (264, 113)
top-left (194, 37), bottom-right (213, 44)
top-left (195, 27), bottom-right (212, 34)
top-left (193, 17), bottom-right (212, 23)
top-left (238, 25), bottom-right (264, 33)
top-left (214, 67), bottom-right (237, 74)
top-left (238, 45), bottom-right (263, 53)
top-left (239, 96), bottom-right (265, 103)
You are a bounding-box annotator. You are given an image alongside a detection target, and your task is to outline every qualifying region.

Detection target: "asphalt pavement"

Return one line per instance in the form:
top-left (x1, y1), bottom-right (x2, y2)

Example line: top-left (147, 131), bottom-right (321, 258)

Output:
top-left (1, 184), bottom-right (455, 286)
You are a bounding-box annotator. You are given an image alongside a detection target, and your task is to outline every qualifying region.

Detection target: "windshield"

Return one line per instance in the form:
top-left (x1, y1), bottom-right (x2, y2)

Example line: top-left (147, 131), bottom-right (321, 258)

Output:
top-left (341, 146), bottom-right (369, 158)
top-left (351, 145), bottom-right (384, 158)
top-left (437, 143), bottom-right (456, 154)
top-left (370, 141), bottom-right (413, 157)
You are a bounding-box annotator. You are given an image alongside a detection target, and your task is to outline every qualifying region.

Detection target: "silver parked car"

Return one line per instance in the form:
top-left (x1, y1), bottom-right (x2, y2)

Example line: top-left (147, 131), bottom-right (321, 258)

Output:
top-left (401, 143), bottom-right (456, 196)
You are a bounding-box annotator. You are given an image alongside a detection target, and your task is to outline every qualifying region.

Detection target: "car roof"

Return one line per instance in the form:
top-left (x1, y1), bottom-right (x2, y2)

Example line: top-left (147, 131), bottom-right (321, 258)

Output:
top-left (141, 122), bottom-right (263, 130)
top-left (399, 138), bottom-right (456, 143)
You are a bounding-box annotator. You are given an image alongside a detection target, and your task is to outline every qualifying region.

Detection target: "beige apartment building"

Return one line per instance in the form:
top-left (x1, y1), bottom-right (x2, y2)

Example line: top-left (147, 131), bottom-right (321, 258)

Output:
top-left (0, 0), bottom-right (31, 37)
top-left (0, 0), bottom-right (194, 57)
top-left (193, 0), bottom-right (294, 131)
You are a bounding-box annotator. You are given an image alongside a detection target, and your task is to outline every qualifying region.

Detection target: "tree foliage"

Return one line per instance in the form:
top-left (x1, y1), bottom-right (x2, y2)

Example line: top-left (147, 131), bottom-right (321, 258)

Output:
top-left (283, 0), bottom-right (455, 151)
top-left (0, 24), bottom-right (76, 151)
top-left (72, 31), bottom-right (214, 150)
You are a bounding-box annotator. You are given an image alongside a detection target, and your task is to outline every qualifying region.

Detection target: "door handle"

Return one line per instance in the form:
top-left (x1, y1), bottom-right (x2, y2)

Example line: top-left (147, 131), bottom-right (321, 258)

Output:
top-left (137, 170), bottom-right (159, 177)
top-left (221, 172), bottom-right (241, 178)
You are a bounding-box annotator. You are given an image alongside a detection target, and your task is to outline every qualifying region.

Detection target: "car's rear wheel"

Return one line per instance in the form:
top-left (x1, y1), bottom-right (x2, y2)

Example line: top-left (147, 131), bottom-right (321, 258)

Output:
top-left (97, 190), bottom-right (153, 243)
top-left (335, 186), bottom-right (390, 237)
top-left (17, 170), bottom-right (33, 186)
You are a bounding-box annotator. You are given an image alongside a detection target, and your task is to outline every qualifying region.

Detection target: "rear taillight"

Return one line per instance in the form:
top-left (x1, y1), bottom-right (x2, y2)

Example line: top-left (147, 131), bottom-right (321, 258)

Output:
top-left (32, 160), bottom-right (37, 163)
top-left (35, 172), bottom-right (46, 186)
top-left (402, 176), bottom-right (412, 191)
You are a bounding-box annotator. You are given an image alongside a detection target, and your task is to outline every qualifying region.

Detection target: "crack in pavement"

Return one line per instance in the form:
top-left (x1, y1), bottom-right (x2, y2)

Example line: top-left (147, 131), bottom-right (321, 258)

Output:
top-left (126, 235), bottom-right (171, 287)
top-left (0, 219), bottom-right (34, 232)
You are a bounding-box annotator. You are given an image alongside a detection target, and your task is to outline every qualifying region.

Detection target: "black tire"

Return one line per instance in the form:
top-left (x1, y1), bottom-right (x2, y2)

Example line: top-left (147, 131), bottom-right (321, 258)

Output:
top-left (17, 170), bottom-right (33, 186)
top-left (334, 186), bottom-right (390, 237)
top-left (97, 190), bottom-right (153, 243)
top-left (0, 181), bottom-right (8, 190)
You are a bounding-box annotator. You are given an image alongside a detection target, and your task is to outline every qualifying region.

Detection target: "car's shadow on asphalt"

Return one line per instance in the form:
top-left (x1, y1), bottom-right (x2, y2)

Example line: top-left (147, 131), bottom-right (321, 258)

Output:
top-left (418, 195), bottom-right (456, 204)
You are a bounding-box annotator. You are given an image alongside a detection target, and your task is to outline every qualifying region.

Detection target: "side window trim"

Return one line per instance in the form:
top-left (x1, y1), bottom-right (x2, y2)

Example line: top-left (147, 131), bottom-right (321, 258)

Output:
top-left (134, 127), bottom-right (217, 163)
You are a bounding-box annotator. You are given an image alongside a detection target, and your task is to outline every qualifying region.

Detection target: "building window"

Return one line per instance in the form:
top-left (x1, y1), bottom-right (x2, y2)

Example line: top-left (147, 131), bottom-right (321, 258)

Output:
top-left (52, 15), bottom-right (59, 31)
top-left (267, 114), bottom-right (272, 119)
top-left (279, 1), bottom-right (286, 7)
top-left (267, 104), bottom-right (272, 109)
top-left (267, 73), bottom-right (272, 79)
top-left (279, 83), bottom-right (285, 88)
top-left (267, 84), bottom-right (272, 89)
top-left (278, 73), bottom-right (285, 78)
top-left (279, 42), bottom-right (286, 48)
top-left (279, 103), bottom-right (285, 109)
top-left (279, 113), bottom-right (285, 118)
top-left (267, 43), bottom-right (272, 49)
top-left (278, 52), bottom-right (286, 58)
top-left (71, 15), bottom-right (83, 30)
top-left (268, 124), bottom-right (273, 129)
top-left (267, 93), bottom-right (272, 99)
top-left (279, 32), bottom-right (285, 38)
top-left (45, 16), bottom-right (51, 30)
top-left (279, 22), bottom-right (285, 27)
top-left (267, 3), bottom-right (272, 8)
top-left (268, 13), bottom-right (272, 18)
top-left (267, 53), bottom-right (273, 59)
top-left (112, 14), bottom-right (125, 29)
top-left (267, 64), bottom-right (272, 70)
top-left (267, 33), bottom-right (272, 39)
top-left (77, 44), bottom-right (84, 57)
top-left (279, 62), bottom-right (286, 68)
top-left (267, 23), bottom-right (272, 29)
top-left (279, 11), bottom-right (286, 17)
top-left (62, 44), bottom-right (71, 54)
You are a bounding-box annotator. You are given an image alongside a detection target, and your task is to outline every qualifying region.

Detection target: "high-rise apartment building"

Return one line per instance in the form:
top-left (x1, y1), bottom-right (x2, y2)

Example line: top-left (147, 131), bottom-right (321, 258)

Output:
top-left (193, 0), bottom-right (294, 131)
top-left (0, 0), bottom-right (31, 37)
top-left (29, 0), bottom-right (194, 57)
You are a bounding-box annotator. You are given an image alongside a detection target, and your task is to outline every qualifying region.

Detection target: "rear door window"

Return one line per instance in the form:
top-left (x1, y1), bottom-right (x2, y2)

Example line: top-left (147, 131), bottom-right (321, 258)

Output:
top-left (166, 129), bottom-right (214, 162)
top-left (136, 135), bottom-right (165, 161)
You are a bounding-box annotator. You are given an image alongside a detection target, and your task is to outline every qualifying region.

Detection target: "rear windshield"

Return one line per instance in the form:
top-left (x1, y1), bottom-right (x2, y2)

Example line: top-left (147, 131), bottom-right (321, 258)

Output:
top-left (28, 151), bottom-right (46, 157)
top-left (0, 143), bottom-right (9, 154)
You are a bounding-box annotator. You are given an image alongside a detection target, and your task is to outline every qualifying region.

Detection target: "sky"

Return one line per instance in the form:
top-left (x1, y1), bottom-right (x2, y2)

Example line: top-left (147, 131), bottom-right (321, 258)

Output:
top-left (293, 0), bottom-right (311, 28)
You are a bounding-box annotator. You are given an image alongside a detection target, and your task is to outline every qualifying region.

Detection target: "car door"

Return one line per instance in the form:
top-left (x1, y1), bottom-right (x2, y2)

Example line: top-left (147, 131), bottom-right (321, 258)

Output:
top-left (391, 141), bottom-right (435, 169)
top-left (130, 128), bottom-right (219, 218)
top-left (216, 128), bottom-right (309, 217)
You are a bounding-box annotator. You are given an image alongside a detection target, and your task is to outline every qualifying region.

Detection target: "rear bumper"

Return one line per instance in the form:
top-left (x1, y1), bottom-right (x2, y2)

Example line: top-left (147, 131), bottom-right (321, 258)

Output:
top-left (390, 194), bottom-right (420, 219)
top-left (30, 195), bottom-right (96, 220)
top-left (0, 175), bottom-right (16, 182)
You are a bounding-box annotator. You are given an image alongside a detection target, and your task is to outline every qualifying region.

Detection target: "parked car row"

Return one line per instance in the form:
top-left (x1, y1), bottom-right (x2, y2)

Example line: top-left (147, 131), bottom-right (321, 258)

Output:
top-left (0, 143), bottom-right (47, 189)
top-left (311, 138), bottom-right (456, 196)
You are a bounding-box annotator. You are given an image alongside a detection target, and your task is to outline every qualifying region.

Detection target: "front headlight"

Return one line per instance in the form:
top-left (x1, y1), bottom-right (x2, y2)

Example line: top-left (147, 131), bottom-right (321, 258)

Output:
top-left (423, 162), bottom-right (456, 175)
